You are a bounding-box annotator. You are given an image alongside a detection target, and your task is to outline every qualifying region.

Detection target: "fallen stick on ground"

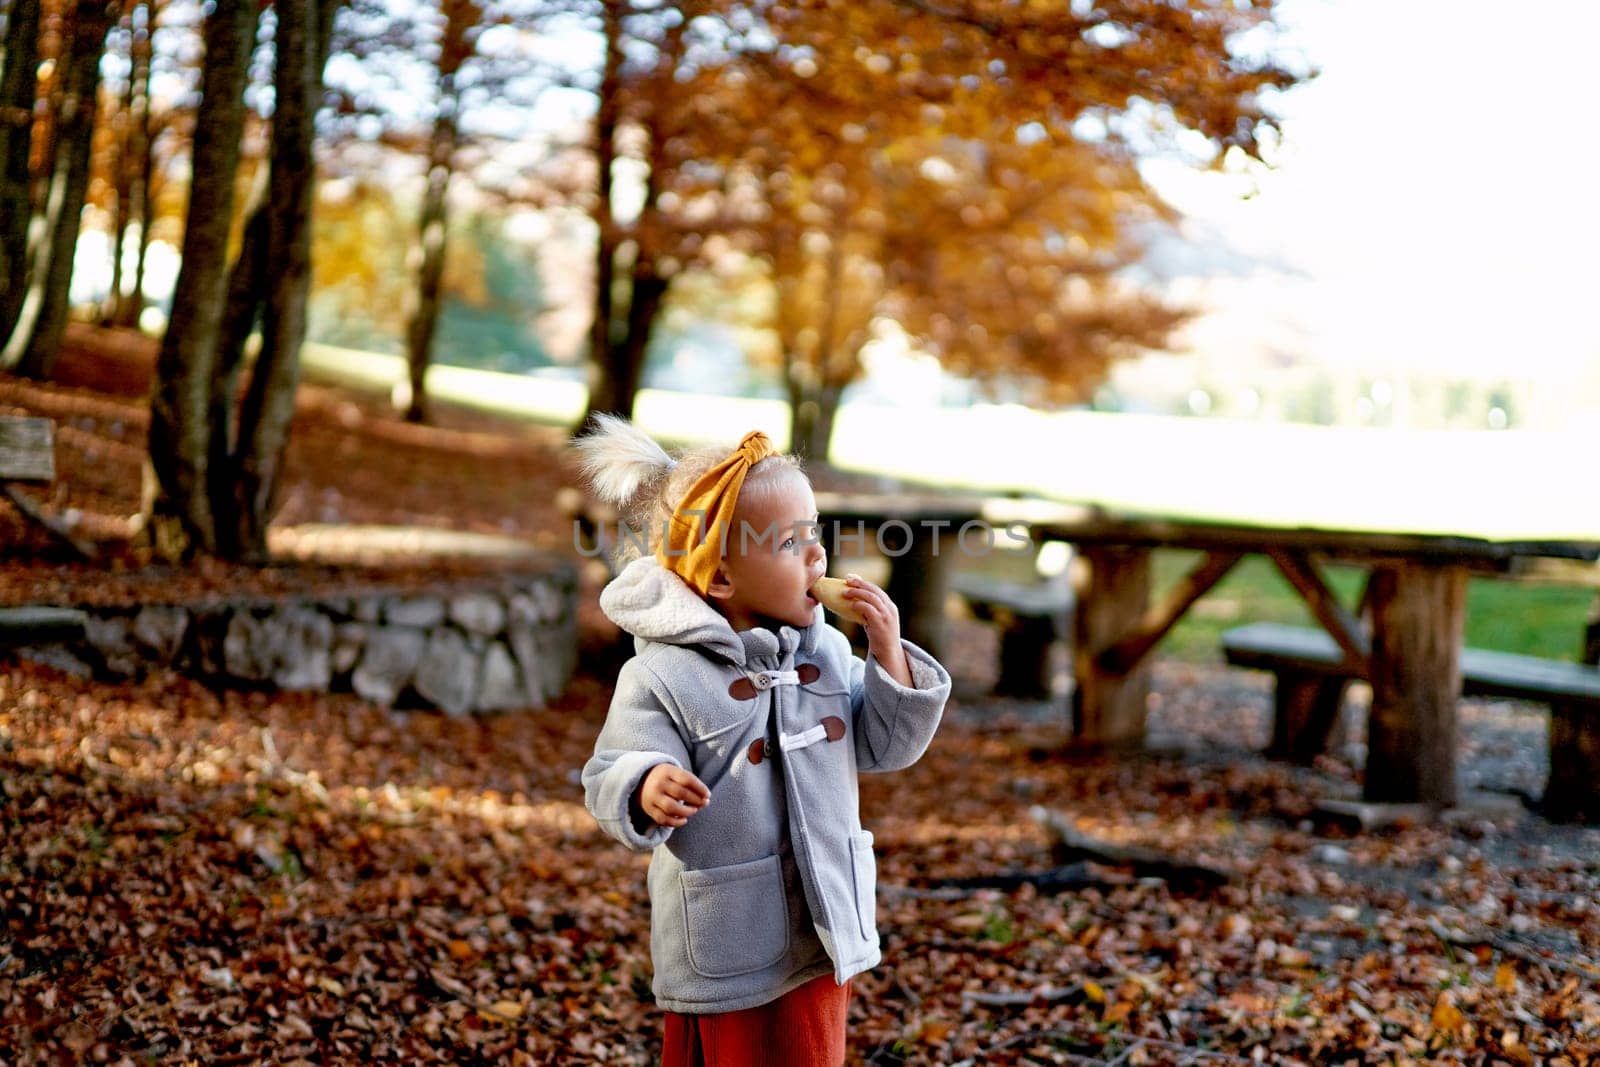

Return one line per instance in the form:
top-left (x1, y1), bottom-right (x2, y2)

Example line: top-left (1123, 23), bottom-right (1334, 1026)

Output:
top-left (961, 984), bottom-right (1085, 1009)
top-left (1032, 806), bottom-right (1232, 890)
top-left (918, 860), bottom-right (1134, 895)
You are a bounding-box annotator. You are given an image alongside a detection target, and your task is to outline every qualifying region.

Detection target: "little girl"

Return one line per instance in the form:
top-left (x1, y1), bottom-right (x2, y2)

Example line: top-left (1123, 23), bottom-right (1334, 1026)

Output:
top-left (575, 416), bottom-right (951, 1066)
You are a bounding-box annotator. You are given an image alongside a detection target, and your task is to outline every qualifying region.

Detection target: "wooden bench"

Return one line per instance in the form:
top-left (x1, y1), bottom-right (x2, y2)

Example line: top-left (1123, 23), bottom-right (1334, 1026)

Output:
top-left (951, 572), bottom-right (1073, 699)
top-left (1222, 621), bottom-right (1600, 821)
top-left (1, 414), bottom-right (93, 558)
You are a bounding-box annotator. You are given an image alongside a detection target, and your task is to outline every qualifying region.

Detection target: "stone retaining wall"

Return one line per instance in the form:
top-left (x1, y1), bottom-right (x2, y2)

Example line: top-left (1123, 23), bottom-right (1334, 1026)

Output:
top-left (18, 565), bottom-right (577, 715)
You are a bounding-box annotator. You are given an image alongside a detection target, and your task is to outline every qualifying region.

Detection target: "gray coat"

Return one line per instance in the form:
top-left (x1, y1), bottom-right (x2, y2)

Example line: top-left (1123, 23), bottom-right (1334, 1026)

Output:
top-left (582, 558), bottom-right (952, 1014)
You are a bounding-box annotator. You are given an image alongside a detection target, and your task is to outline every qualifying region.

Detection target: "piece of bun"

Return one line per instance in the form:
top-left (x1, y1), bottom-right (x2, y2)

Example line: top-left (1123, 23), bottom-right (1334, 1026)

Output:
top-left (810, 576), bottom-right (866, 624)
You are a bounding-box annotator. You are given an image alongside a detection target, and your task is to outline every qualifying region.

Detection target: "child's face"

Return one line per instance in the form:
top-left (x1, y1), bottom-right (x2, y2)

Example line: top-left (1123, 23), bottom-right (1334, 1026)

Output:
top-left (711, 472), bottom-right (826, 632)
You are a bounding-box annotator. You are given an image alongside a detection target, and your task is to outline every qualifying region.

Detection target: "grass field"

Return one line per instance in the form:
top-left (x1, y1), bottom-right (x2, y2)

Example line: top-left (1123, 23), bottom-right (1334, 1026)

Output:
top-left (1148, 553), bottom-right (1597, 664)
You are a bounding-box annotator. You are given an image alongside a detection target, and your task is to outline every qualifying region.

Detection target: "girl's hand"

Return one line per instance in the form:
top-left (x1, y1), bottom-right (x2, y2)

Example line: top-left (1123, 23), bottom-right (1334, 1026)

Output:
top-left (638, 764), bottom-right (711, 828)
top-left (842, 574), bottom-right (913, 687)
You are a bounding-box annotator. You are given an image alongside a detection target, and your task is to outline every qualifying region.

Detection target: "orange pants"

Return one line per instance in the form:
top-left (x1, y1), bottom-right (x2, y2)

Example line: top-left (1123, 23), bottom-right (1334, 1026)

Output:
top-left (661, 973), bottom-right (853, 1067)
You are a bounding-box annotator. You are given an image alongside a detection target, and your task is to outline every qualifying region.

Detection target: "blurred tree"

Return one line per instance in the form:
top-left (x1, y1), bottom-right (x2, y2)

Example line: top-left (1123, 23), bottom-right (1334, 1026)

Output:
top-left (230, 0), bottom-right (341, 558)
top-left (323, 0), bottom-right (726, 427)
top-left (80, 0), bottom-right (193, 331)
top-left (400, 0), bottom-right (484, 424)
top-left (739, 138), bottom-right (1185, 459)
top-left (147, 0), bottom-right (259, 560)
top-left (0, 0), bottom-right (43, 344)
top-left (677, 77), bottom-right (1187, 456)
top-left (0, 0), bottom-right (76, 349)
top-left (571, 0), bottom-right (1303, 455)
top-left (578, 0), bottom-right (718, 428)
top-left (429, 211), bottom-right (551, 373)
top-left (324, 0), bottom-right (553, 422)
top-left (876, 132), bottom-right (1190, 399)
top-left (584, 0), bottom-right (623, 421)
top-left (310, 178), bottom-right (415, 350)
top-left (1, 0), bottom-right (116, 378)
top-left (98, 0), bottom-right (158, 327)
top-left (310, 188), bottom-right (552, 373)
top-left (647, 253), bottom-right (784, 397)
top-left (763, 172), bottom-right (887, 459)
top-left (147, 0), bottom-right (342, 561)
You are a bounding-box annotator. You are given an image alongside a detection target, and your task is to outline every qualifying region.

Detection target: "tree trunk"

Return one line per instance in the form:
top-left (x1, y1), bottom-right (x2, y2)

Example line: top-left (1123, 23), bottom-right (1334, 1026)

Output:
top-left (145, 0), bottom-right (257, 558)
top-left (0, 0), bottom-right (41, 344)
top-left (216, 169), bottom-right (270, 389)
top-left (3, 0), bottom-right (114, 379)
top-left (788, 381), bottom-right (843, 462)
top-left (102, 6), bottom-right (138, 325)
top-left (613, 263), bottom-right (666, 402)
top-left (206, 181), bottom-right (269, 558)
top-left (404, 0), bottom-right (478, 424)
top-left (119, 11), bottom-right (155, 330)
top-left (786, 221), bottom-right (848, 461)
top-left (230, 0), bottom-right (331, 560)
top-left (580, 0), bottom-right (623, 425)
top-left (781, 347), bottom-right (814, 454)
top-left (578, 1), bottom-right (688, 431)
top-left (817, 384), bottom-right (844, 459)
top-left (403, 103), bottom-right (458, 425)
top-left (583, 245), bottom-right (664, 425)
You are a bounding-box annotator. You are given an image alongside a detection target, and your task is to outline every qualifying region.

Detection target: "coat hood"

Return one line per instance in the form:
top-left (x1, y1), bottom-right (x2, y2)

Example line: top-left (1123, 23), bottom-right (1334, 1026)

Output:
top-left (599, 556), bottom-right (820, 667)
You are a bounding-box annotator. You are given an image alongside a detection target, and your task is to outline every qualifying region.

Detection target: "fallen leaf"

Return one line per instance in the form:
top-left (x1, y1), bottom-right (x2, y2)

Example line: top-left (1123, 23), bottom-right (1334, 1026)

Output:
top-left (485, 1000), bottom-right (525, 1022)
top-left (1431, 991), bottom-right (1466, 1035)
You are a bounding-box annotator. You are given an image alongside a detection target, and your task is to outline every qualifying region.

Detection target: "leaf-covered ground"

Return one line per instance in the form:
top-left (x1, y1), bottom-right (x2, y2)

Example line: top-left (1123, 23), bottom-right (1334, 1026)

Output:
top-left (6, 658), bottom-right (1599, 1065)
top-left (4, 335), bottom-right (1599, 1064)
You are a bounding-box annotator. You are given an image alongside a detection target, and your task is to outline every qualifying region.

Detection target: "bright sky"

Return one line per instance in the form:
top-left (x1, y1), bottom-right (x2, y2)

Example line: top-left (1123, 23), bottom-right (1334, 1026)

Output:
top-left (1140, 0), bottom-right (1600, 380)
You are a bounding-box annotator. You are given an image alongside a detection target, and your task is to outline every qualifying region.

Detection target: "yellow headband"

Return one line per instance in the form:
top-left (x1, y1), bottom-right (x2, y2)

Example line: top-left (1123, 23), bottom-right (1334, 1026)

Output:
top-left (658, 430), bottom-right (777, 595)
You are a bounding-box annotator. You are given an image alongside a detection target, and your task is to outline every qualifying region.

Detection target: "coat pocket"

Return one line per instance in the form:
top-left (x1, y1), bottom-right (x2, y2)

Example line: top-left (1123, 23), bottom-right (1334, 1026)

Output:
top-left (680, 854), bottom-right (789, 979)
top-left (849, 830), bottom-right (877, 940)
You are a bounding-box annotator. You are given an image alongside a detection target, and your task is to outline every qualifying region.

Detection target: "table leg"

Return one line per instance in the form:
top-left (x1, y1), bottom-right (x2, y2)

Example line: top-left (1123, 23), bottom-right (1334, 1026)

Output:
top-left (1545, 702), bottom-right (1600, 821)
top-left (1071, 545), bottom-right (1152, 750)
top-left (1363, 562), bottom-right (1467, 807)
top-left (879, 523), bottom-right (952, 662)
top-left (1267, 673), bottom-right (1350, 764)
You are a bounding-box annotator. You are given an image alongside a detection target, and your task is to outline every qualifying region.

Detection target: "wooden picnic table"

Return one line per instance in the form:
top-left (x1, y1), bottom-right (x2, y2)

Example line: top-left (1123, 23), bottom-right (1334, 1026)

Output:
top-left (813, 485), bottom-right (1600, 810)
top-left (1022, 506), bottom-right (1600, 809)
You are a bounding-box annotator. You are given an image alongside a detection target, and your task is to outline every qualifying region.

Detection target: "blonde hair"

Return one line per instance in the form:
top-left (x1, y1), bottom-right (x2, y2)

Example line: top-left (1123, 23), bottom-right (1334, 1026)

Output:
top-left (572, 414), bottom-right (805, 566)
